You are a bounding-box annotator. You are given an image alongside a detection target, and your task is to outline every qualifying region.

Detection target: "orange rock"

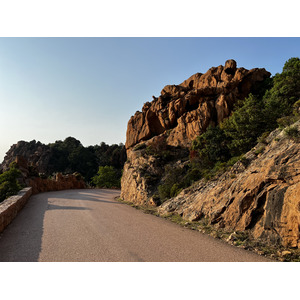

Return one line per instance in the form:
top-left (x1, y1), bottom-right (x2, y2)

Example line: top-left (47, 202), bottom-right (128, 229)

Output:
top-left (159, 122), bottom-right (300, 248)
top-left (125, 60), bottom-right (270, 149)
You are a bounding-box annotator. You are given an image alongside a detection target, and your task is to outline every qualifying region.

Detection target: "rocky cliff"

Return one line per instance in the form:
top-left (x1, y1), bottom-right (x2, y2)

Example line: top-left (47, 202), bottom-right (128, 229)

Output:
top-left (125, 59), bottom-right (270, 149)
top-left (158, 121), bottom-right (300, 249)
top-left (121, 60), bottom-right (271, 205)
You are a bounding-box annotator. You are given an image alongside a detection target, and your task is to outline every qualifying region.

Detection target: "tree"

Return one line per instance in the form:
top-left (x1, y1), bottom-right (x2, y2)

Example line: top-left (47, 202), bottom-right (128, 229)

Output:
top-left (221, 94), bottom-right (267, 156)
top-left (264, 57), bottom-right (300, 126)
top-left (192, 125), bottom-right (230, 167)
top-left (92, 166), bottom-right (121, 188)
top-left (0, 163), bottom-right (22, 203)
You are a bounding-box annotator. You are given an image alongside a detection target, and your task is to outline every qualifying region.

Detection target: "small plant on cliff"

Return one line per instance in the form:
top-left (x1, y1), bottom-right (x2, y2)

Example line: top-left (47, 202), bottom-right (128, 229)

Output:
top-left (0, 163), bottom-right (22, 203)
top-left (284, 125), bottom-right (300, 141)
top-left (158, 165), bottom-right (186, 202)
top-left (91, 166), bottom-right (121, 188)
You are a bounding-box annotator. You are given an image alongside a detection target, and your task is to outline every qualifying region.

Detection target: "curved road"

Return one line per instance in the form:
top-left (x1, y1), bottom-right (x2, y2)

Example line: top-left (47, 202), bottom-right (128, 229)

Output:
top-left (0, 189), bottom-right (270, 262)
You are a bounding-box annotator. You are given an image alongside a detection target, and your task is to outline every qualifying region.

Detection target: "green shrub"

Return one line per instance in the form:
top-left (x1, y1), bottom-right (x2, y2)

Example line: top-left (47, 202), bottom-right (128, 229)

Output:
top-left (192, 125), bottom-right (230, 167)
top-left (91, 166), bottom-right (121, 188)
top-left (277, 116), bottom-right (299, 129)
top-left (257, 132), bottom-right (270, 144)
top-left (221, 94), bottom-right (267, 156)
top-left (254, 146), bottom-right (265, 155)
top-left (284, 126), bottom-right (300, 141)
top-left (0, 164), bottom-right (22, 203)
top-left (170, 183), bottom-right (182, 198)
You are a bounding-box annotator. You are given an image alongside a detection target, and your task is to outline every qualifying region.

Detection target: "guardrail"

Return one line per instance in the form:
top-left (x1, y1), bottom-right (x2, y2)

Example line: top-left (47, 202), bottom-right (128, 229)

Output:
top-left (0, 187), bottom-right (32, 233)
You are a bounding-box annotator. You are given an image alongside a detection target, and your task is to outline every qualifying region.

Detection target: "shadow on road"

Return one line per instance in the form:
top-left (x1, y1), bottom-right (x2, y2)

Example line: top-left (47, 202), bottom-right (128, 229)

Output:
top-left (52, 189), bottom-right (122, 205)
top-left (47, 204), bottom-right (91, 210)
top-left (0, 192), bottom-right (48, 262)
top-left (0, 189), bottom-right (120, 262)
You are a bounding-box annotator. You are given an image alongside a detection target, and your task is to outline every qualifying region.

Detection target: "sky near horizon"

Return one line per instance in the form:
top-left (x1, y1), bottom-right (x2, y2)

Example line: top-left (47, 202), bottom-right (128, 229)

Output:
top-left (1, 37), bottom-right (300, 162)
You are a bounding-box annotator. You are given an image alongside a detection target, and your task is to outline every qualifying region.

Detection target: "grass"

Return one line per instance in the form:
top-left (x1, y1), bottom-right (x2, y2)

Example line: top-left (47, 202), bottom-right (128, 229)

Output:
top-left (116, 197), bottom-right (300, 262)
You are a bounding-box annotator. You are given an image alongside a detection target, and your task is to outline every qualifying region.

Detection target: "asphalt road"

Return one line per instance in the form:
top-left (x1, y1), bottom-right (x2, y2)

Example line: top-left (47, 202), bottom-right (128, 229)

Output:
top-left (0, 189), bottom-right (270, 262)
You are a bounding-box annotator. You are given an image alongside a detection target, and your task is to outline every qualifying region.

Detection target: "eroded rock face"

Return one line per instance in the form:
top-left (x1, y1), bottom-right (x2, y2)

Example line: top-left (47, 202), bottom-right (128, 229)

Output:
top-left (158, 122), bottom-right (300, 248)
top-left (125, 59), bottom-right (270, 149)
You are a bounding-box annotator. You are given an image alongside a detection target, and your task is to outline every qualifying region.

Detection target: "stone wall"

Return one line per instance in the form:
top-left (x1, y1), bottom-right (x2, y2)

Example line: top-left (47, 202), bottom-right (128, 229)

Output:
top-left (0, 172), bottom-right (86, 234)
top-left (27, 173), bottom-right (86, 194)
top-left (0, 187), bottom-right (32, 233)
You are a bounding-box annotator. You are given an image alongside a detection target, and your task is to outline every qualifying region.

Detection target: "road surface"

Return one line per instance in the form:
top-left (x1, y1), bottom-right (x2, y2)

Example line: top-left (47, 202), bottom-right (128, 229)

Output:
top-left (0, 189), bottom-right (270, 262)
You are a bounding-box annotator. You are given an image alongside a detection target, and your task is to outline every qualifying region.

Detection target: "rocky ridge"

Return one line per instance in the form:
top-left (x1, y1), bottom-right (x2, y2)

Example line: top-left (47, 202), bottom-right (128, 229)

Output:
top-left (125, 59), bottom-right (270, 149)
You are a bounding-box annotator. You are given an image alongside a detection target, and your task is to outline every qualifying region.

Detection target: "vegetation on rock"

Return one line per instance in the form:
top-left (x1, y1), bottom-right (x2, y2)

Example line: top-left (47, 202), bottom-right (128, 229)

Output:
top-left (187, 57), bottom-right (300, 189)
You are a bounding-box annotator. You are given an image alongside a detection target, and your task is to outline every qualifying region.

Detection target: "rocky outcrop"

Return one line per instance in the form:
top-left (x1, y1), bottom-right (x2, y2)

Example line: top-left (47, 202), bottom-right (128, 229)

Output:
top-left (121, 135), bottom-right (189, 205)
top-left (121, 60), bottom-right (271, 205)
top-left (125, 59), bottom-right (270, 149)
top-left (158, 121), bottom-right (300, 248)
top-left (0, 140), bottom-right (52, 174)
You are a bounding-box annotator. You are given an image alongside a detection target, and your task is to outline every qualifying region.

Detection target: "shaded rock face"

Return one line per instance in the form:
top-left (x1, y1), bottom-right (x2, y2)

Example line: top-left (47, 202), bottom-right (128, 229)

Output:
top-left (1, 140), bottom-right (52, 174)
top-left (121, 135), bottom-right (189, 206)
top-left (125, 59), bottom-right (270, 149)
top-left (121, 60), bottom-right (271, 205)
top-left (158, 121), bottom-right (300, 249)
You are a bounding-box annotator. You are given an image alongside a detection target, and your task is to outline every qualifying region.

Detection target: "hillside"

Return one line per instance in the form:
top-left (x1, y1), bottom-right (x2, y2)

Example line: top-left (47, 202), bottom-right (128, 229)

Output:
top-left (159, 121), bottom-right (300, 249)
top-left (120, 58), bottom-right (300, 252)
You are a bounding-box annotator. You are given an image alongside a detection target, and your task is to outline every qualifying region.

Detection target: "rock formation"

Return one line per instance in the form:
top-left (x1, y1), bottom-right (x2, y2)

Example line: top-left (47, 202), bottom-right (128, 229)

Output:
top-left (125, 59), bottom-right (270, 149)
top-left (121, 60), bottom-right (271, 205)
top-left (1, 140), bottom-right (52, 174)
top-left (158, 121), bottom-right (300, 249)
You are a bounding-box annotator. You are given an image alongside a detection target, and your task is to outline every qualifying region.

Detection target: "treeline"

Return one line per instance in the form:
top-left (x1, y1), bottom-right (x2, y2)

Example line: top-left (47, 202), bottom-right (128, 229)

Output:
top-left (48, 137), bottom-right (126, 184)
top-left (158, 57), bottom-right (300, 201)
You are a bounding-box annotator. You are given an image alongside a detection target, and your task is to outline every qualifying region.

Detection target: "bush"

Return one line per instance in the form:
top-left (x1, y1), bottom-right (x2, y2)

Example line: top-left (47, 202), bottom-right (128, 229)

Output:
top-left (277, 116), bottom-right (299, 129)
top-left (192, 125), bottom-right (230, 167)
top-left (91, 166), bottom-right (121, 188)
top-left (284, 126), bottom-right (300, 141)
top-left (0, 164), bottom-right (22, 203)
top-left (221, 94), bottom-right (267, 156)
top-left (158, 165), bottom-right (186, 202)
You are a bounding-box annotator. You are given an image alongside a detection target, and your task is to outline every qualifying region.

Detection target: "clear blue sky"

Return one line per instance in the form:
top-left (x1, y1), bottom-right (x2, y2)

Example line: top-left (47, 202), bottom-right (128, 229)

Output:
top-left (1, 37), bottom-right (300, 162)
